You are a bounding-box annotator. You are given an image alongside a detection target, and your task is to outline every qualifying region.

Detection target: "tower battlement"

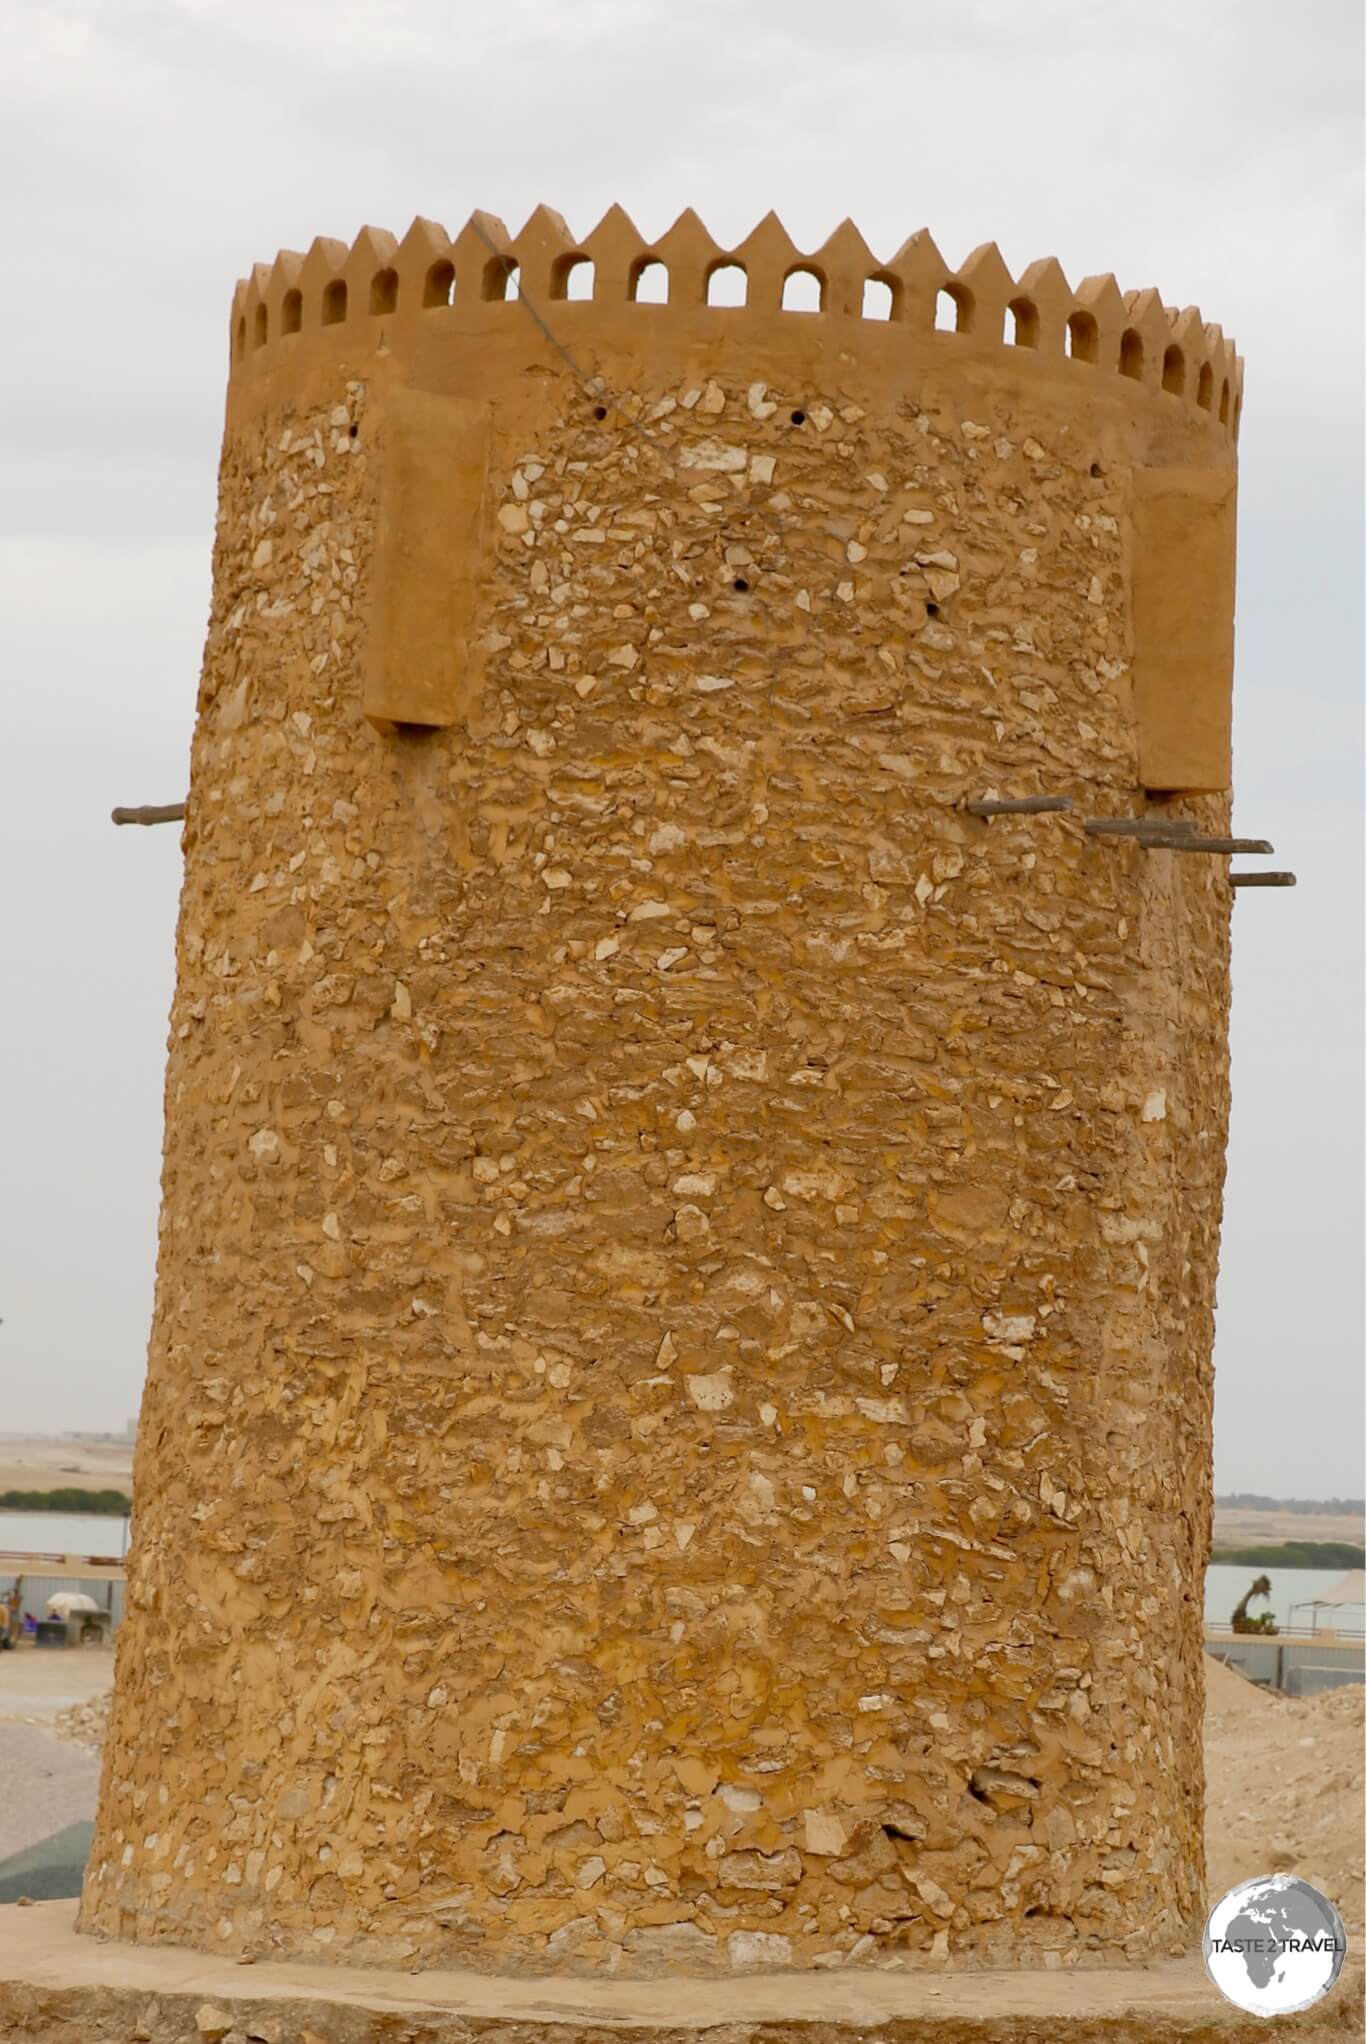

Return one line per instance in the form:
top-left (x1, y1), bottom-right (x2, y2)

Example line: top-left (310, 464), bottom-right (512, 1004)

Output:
top-left (227, 207), bottom-right (1243, 441)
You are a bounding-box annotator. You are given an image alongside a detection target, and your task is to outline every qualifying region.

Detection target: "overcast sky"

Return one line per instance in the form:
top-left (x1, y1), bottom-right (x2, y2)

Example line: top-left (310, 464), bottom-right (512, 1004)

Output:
top-left (2, 0), bottom-right (1361, 1495)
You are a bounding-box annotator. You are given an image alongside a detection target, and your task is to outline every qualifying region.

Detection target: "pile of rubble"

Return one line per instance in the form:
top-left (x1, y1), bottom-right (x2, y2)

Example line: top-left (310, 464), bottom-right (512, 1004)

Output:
top-left (52, 1690), bottom-right (111, 1752)
top-left (1205, 1656), bottom-right (1365, 1933)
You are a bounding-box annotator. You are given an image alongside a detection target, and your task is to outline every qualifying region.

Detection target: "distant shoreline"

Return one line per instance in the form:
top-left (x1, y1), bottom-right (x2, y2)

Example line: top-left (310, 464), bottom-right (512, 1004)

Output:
top-left (1209, 1540), bottom-right (1364, 1570)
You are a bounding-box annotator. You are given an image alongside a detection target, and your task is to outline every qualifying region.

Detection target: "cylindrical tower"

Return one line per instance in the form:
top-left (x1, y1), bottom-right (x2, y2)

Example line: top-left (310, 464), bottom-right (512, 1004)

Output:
top-left (84, 206), bottom-right (1242, 1977)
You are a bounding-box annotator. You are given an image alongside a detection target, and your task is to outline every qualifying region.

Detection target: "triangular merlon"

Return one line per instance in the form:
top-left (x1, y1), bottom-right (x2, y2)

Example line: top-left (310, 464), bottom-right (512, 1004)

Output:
top-left (220, 209), bottom-right (1243, 440)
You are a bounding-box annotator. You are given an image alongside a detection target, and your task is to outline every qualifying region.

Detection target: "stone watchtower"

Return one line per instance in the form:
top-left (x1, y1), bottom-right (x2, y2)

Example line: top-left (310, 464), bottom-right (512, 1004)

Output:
top-left (84, 206), bottom-right (1243, 1977)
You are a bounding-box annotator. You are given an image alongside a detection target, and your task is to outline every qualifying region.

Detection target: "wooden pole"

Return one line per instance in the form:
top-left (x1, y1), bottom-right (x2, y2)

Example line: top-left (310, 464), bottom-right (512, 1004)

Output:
top-left (1084, 820), bottom-right (1273, 855)
top-left (111, 804), bottom-right (186, 827)
top-left (1231, 872), bottom-right (1297, 889)
top-left (965, 795), bottom-right (1072, 817)
top-left (1143, 836), bottom-right (1274, 855)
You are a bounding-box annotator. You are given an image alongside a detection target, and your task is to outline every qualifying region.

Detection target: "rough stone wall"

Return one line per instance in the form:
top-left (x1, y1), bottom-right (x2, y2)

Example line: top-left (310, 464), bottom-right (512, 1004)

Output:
top-left (83, 216), bottom-right (1237, 1979)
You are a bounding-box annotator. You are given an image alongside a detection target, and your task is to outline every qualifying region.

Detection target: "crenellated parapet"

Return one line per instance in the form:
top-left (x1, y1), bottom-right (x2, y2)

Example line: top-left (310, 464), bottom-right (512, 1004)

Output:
top-left (228, 206), bottom-right (1243, 438)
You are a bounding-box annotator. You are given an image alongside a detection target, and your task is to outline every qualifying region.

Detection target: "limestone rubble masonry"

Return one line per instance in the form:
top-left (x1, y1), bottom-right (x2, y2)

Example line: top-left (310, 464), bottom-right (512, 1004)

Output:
top-left (82, 209), bottom-right (1238, 1978)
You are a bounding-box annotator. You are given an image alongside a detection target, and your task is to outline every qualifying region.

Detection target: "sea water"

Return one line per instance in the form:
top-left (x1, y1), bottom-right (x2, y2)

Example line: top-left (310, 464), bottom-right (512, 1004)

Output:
top-left (0, 1509), bottom-right (129, 1558)
top-left (1203, 1563), bottom-right (1356, 1633)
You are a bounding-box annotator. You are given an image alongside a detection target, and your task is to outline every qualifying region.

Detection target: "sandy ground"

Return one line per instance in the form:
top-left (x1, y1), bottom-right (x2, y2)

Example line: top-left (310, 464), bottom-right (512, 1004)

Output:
top-left (0, 1647), bottom-right (115, 1725)
top-left (0, 1722), bottom-right (102, 1862)
top-left (1204, 1655), bottom-right (1365, 1934)
top-left (0, 1655), bottom-right (111, 1871)
top-left (1, 1648), bottom-right (1360, 1946)
top-left (1212, 1504), bottom-right (1365, 1549)
top-left (0, 1441), bottom-right (133, 1496)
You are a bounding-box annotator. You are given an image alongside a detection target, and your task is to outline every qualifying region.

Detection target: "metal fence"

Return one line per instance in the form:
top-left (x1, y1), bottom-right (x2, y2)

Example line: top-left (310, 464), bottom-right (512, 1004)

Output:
top-left (1204, 1628), bottom-right (1365, 1695)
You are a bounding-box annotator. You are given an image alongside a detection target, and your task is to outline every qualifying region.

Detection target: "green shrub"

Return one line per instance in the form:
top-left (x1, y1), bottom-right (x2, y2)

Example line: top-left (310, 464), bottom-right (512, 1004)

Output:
top-left (0, 1488), bottom-right (131, 1516)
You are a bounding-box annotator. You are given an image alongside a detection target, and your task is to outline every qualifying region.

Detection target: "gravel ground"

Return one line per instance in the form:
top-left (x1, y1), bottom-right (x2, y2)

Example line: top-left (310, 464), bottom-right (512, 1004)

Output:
top-left (1204, 1655), bottom-right (1365, 1933)
top-left (0, 1644), bottom-right (114, 1723)
top-left (0, 1647), bottom-right (113, 1866)
top-left (0, 1720), bottom-right (102, 1862)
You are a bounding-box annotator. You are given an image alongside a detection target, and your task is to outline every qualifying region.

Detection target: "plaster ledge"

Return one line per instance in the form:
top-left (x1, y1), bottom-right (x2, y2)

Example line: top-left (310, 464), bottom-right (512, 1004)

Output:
top-left (2, 1902), bottom-right (1361, 2042)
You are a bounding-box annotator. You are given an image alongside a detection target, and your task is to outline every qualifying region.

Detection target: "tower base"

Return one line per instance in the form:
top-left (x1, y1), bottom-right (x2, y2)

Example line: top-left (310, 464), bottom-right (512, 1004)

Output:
top-left (4, 1903), bottom-right (1359, 2042)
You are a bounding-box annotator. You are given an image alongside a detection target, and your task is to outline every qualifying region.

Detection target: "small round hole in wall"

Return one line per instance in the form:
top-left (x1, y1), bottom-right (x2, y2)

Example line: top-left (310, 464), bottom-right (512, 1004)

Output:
top-left (1090, 462), bottom-right (1104, 478)
top-left (790, 409), bottom-right (806, 425)
top-left (925, 601), bottom-right (941, 617)
top-left (733, 577), bottom-right (750, 593)
top-left (592, 404), bottom-right (608, 420)
top-left (348, 424), bottom-right (359, 439)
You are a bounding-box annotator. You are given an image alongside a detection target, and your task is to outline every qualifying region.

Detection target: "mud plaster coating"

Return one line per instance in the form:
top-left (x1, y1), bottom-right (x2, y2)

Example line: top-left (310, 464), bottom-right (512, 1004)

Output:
top-left (83, 211), bottom-right (1240, 1979)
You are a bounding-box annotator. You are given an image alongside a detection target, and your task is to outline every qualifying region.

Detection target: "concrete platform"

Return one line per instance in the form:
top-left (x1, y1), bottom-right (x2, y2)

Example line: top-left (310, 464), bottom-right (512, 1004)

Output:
top-left (1, 1902), bottom-right (1361, 2041)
